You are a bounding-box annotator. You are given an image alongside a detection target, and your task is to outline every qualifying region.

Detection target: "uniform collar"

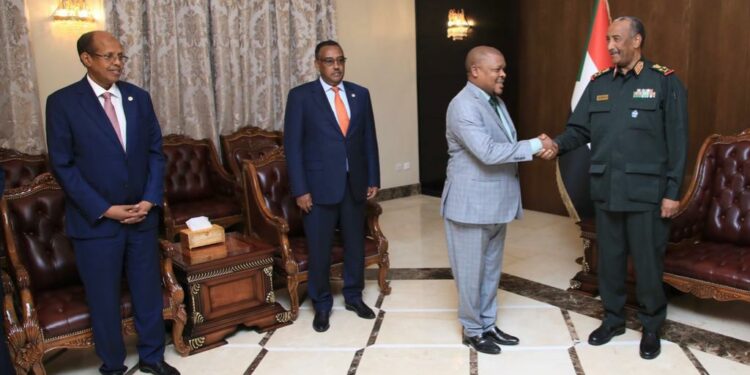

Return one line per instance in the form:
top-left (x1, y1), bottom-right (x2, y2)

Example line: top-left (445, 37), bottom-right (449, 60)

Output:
top-left (612, 58), bottom-right (645, 79)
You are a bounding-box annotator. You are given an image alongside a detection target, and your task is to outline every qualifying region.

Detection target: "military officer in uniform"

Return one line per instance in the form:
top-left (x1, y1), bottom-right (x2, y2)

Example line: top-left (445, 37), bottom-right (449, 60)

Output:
top-left (543, 16), bottom-right (688, 359)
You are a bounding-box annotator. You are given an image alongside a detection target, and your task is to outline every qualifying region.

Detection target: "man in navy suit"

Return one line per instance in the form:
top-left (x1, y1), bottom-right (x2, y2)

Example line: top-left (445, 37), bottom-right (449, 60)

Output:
top-left (46, 31), bottom-right (178, 375)
top-left (284, 40), bottom-right (380, 332)
top-left (0, 170), bottom-right (15, 374)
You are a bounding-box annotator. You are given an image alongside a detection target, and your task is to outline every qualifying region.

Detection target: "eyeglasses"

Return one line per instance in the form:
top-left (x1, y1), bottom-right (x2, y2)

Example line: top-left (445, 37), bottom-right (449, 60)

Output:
top-left (318, 57), bottom-right (347, 67)
top-left (90, 53), bottom-right (129, 64)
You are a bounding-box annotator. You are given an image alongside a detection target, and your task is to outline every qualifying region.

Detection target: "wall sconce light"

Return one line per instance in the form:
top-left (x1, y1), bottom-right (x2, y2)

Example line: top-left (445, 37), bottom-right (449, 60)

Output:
top-left (52, 0), bottom-right (96, 23)
top-left (447, 9), bottom-right (474, 41)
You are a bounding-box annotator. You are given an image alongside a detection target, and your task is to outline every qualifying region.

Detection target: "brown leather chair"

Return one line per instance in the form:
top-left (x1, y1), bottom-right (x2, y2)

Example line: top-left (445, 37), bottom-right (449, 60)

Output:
top-left (666, 129), bottom-right (750, 302)
top-left (162, 134), bottom-right (242, 240)
top-left (0, 148), bottom-right (48, 190)
top-left (220, 125), bottom-right (283, 184)
top-left (1, 174), bottom-right (189, 374)
top-left (1, 148), bottom-right (49, 270)
top-left (240, 150), bottom-right (391, 319)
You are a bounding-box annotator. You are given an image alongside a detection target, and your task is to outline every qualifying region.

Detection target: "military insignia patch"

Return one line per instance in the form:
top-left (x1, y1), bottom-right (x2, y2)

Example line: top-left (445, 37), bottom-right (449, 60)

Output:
top-left (590, 68), bottom-right (611, 81)
top-left (596, 94), bottom-right (609, 102)
top-left (651, 64), bottom-right (674, 76)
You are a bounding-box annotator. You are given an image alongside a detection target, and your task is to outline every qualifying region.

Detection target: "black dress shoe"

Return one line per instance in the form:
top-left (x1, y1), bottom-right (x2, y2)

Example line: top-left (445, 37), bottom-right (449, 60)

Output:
top-left (640, 331), bottom-right (661, 359)
top-left (462, 334), bottom-right (501, 355)
top-left (588, 324), bottom-right (625, 346)
top-left (483, 326), bottom-right (519, 346)
top-left (313, 309), bottom-right (331, 332)
top-left (138, 360), bottom-right (180, 375)
top-left (345, 301), bottom-right (376, 319)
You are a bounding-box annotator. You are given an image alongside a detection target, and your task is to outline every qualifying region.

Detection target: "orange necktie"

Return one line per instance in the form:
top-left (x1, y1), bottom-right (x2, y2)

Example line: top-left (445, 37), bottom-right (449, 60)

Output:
top-left (332, 86), bottom-right (349, 135)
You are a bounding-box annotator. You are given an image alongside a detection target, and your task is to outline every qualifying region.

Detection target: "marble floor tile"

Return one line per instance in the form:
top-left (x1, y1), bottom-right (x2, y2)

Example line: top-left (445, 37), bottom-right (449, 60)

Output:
top-left (689, 348), bottom-right (750, 374)
top-left (502, 251), bottom-right (582, 290)
top-left (478, 348), bottom-right (577, 374)
top-left (264, 307), bottom-right (375, 349)
top-left (498, 289), bottom-right (554, 308)
top-left (273, 280), bottom-right (382, 312)
top-left (576, 341), bottom-right (700, 375)
top-left (160, 346), bottom-right (260, 375)
top-left (356, 347), bottom-right (470, 375)
top-left (251, 349), bottom-right (357, 375)
top-left (495, 307), bottom-right (573, 348)
top-left (224, 326), bottom-right (265, 346)
top-left (374, 311), bottom-right (463, 346)
top-left (668, 294), bottom-right (750, 342)
top-left (379, 279), bottom-right (458, 311)
top-left (44, 335), bottom-right (140, 375)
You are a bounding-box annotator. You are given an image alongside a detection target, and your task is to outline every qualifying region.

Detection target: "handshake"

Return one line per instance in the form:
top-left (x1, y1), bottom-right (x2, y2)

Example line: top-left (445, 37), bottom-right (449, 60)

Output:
top-left (535, 134), bottom-right (559, 160)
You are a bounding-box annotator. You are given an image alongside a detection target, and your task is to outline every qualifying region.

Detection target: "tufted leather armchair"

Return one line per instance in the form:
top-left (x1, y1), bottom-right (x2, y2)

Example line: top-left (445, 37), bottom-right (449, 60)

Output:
top-left (1, 174), bottom-right (189, 374)
top-left (1, 148), bottom-right (49, 270)
top-left (220, 125), bottom-right (283, 185)
top-left (665, 129), bottom-right (750, 302)
top-left (162, 135), bottom-right (243, 240)
top-left (240, 150), bottom-right (391, 319)
top-left (0, 148), bottom-right (48, 190)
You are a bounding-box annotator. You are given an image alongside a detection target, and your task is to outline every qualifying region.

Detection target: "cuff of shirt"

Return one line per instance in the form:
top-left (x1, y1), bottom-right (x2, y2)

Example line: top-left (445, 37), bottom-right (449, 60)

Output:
top-left (528, 138), bottom-right (542, 154)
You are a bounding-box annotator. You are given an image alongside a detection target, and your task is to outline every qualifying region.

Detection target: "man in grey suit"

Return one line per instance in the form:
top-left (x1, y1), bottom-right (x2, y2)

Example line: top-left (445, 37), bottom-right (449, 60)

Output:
top-left (442, 46), bottom-right (556, 354)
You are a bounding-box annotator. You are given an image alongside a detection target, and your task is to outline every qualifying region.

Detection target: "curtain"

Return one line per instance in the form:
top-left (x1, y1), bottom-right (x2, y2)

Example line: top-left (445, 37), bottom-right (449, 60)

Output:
top-left (0, 0), bottom-right (44, 153)
top-left (105, 0), bottom-right (337, 141)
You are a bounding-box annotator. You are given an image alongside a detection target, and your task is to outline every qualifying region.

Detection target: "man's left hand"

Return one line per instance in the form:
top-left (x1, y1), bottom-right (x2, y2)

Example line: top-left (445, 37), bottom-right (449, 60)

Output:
top-left (121, 200), bottom-right (153, 224)
top-left (661, 198), bottom-right (680, 218)
top-left (367, 187), bottom-right (379, 200)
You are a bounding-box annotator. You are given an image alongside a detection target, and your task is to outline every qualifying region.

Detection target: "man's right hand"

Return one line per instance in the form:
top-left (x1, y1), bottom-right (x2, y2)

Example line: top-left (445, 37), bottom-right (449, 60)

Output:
top-left (296, 193), bottom-right (313, 213)
top-left (536, 133), bottom-right (559, 160)
top-left (103, 205), bottom-right (145, 223)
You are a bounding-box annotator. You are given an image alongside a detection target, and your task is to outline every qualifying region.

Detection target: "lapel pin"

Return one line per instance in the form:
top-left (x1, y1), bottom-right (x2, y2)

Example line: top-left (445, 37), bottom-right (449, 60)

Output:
top-left (631, 110), bottom-right (639, 118)
top-left (351, 93), bottom-right (356, 98)
top-left (128, 96), bottom-right (133, 101)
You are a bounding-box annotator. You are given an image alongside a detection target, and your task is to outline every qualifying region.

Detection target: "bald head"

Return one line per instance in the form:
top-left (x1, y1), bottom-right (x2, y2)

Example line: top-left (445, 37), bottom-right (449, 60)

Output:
top-left (77, 30), bottom-right (125, 89)
top-left (465, 46), bottom-right (507, 96)
top-left (465, 46), bottom-right (503, 74)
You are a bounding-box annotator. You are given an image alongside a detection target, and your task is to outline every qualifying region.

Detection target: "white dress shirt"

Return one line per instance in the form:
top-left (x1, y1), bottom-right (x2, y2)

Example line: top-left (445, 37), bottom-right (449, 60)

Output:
top-left (319, 77), bottom-right (351, 122)
top-left (87, 75), bottom-right (127, 150)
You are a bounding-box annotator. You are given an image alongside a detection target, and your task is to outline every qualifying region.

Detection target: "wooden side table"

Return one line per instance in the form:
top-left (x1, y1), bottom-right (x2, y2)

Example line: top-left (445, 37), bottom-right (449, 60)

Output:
top-left (170, 232), bottom-right (291, 354)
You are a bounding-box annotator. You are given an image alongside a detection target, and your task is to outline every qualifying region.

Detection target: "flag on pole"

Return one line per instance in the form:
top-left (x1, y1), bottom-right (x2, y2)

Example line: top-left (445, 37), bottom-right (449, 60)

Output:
top-left (556, 0), bottom-right (612, 222)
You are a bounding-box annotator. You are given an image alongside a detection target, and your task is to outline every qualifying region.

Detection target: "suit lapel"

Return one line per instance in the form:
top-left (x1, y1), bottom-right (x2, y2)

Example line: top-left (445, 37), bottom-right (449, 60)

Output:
top-left (121, 84), bottom-right (137, 153)
top-left (342, 82), bottom-right (357, 137)
top-left (75, 78), bottom-right (125, 152)
top-left (497, 99), bottom-right (517, 141)
top-left (311, 82), bottom-right (343, 136)
top-left (471, 86), bottom-right (512, 142)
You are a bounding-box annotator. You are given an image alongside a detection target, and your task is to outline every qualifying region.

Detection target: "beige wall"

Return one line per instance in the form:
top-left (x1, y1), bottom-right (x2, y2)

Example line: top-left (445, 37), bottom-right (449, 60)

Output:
top-left (335, 0), bottom-right (420, 189)
top-left (26, 0), bottom-right (105, 112)
top-left (25, 0), bottom-right (419, 189)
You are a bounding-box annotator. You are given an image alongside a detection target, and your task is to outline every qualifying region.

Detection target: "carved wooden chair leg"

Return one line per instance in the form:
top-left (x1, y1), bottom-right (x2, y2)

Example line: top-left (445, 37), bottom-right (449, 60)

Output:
top-left (170, 306), bottom-right (190, 356)
top-left (287, 276), bottom-right (300, 320)
top-left (378, 258), bottom-right (392, 295)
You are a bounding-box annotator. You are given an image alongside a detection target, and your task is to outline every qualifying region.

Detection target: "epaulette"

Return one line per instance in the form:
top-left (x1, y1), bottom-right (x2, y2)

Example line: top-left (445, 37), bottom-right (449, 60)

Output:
top-left (651, 64), bottom-right (674, 76)
top-left (590, 68), bottom-right (611, 81)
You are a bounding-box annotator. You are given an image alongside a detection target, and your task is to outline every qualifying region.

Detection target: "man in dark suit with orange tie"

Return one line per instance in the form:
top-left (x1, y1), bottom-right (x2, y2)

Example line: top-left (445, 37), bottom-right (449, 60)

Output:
top-left (284, 40), bottom-right (381, 332)
top-left (46, 31), bottom-right (178, 375)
